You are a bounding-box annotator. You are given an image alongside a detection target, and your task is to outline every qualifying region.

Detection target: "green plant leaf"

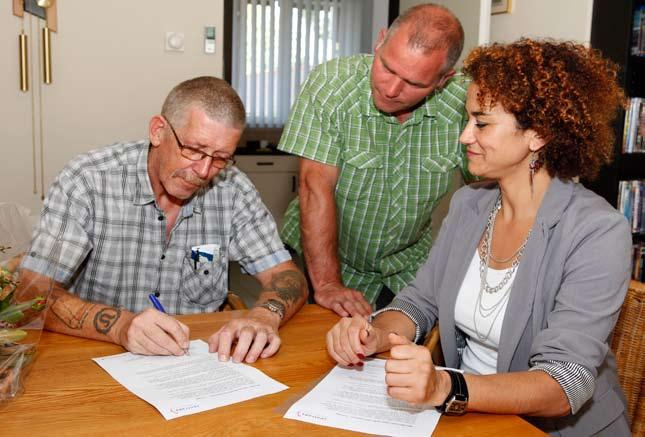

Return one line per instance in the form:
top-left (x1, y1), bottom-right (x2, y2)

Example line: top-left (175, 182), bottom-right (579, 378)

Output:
top-left (0, 308), bottom-right (24, 324)
top-left (0, 329), bottom-right (27, 343)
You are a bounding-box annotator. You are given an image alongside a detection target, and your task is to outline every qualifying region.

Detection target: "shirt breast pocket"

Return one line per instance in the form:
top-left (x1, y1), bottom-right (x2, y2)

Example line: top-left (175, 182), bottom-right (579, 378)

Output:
top-left (180, 250), bottom-right (227, 306)
top-left (336, 150), bottom-right (384, 201)
top-left (420, 153), bottom-right (461, 201)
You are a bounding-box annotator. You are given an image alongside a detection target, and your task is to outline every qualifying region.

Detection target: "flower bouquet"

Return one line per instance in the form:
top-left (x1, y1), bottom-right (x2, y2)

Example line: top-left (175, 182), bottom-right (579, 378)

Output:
top-left (0, 245), bottom-right (51, 402)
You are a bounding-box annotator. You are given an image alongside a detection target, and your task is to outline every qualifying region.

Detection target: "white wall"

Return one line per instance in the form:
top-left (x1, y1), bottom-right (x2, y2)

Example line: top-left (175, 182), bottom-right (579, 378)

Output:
top-left (371, 0), bottom-right (391, 49)
top-left (490, 0), bottom-right (594, 44)
top-left (400, 0), bottom-right (487, 68)
top-left (0, 1), bottom-right (224, 212)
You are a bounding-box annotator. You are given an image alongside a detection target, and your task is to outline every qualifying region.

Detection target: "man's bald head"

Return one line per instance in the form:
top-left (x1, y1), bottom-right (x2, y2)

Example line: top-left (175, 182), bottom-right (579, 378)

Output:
top-left (383, 3), bottom-right (464, 73)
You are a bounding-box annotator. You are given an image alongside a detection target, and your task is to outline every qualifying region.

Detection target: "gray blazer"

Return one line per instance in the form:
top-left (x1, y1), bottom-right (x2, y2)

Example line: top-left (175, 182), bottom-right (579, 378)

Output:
top-left (396, 178), bottom-right (632, 436)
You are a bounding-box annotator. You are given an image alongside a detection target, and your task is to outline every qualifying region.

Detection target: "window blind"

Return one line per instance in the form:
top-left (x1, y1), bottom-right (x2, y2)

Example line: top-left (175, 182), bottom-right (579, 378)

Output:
top-left (231, 0), bottom-right (365, 127)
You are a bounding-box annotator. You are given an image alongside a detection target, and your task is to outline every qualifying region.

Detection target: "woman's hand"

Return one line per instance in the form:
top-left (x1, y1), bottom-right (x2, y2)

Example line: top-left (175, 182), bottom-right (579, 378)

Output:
top-left (385, 333), bottom-right (451, 405)
top-left (326, 315), bottom-right (382, 366)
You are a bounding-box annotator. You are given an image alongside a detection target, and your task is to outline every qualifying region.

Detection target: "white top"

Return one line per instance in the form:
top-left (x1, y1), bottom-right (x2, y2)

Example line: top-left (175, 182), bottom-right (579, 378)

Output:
top-left (454, 250), bottom-right (517, 375)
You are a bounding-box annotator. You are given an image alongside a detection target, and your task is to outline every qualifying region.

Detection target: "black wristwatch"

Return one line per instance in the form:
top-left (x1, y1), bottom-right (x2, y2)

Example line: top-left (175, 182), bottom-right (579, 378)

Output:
top-left (436, 370), bottom-right (469, 415)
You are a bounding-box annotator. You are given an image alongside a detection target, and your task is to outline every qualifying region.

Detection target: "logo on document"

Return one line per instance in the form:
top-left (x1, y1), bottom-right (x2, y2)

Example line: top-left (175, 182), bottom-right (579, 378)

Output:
top-left (170, 404), bottom-right (200, 415)
top-left (297, 411), bottom-right (328, 421)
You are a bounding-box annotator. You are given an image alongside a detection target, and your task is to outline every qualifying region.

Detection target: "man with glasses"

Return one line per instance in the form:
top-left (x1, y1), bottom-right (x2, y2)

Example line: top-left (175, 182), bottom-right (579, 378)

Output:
top-left (22, 77), bottom-right (308, 363)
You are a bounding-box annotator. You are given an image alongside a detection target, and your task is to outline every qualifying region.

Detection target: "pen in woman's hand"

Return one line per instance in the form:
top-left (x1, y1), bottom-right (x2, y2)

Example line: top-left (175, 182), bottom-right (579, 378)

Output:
top-left (148, 293), bottom-right (190, 356)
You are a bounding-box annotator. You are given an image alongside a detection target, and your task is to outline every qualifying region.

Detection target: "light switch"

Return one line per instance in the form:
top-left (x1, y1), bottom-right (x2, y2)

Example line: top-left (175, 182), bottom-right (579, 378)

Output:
top-left (165, 32), bottom-right (185, 52)
top-left (204, 26), bottom-right (216, 54)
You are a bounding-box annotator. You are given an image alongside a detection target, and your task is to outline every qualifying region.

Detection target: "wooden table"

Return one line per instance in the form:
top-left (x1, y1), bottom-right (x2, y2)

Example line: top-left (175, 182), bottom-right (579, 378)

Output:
top-left (3, 305), bottom-right (546, 436)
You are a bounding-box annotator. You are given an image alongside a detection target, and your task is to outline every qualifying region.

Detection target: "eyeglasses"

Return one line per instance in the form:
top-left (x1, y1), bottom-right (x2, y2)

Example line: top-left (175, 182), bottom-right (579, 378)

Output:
top-left (165, 118), bottom-right (235, 170)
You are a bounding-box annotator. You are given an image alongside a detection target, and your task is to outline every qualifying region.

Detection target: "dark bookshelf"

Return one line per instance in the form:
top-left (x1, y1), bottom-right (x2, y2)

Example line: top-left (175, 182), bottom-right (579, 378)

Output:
top-left (588, 0), bottom-right (645, 280)
top-left (586, 0), bottom-right (645, 209)
top-left (628, 56), bottom-right (645, 96)
top-left (619, 153), bottom-right (645, 181)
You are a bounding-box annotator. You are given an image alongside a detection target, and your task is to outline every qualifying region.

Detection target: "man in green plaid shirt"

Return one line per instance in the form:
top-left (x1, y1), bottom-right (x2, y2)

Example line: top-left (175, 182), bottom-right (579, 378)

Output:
top-left (278, 4), bottom-right (469, 317)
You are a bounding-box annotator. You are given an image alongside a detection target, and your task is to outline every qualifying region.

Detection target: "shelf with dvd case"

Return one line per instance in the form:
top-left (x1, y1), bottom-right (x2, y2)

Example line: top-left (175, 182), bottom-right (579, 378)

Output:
top-left (618, 180), bottom-right (645, 234)
top-left (587, 0), bottom-right (645, 280)
top-left (622, 97), bottom-right (644, 153)
top-left (617, 179), bottom-right (645, 280)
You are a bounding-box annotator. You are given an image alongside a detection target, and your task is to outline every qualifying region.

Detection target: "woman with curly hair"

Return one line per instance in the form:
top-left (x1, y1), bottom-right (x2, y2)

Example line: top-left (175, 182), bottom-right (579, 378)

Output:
top-left (326, 39), bottom-right (631, 435)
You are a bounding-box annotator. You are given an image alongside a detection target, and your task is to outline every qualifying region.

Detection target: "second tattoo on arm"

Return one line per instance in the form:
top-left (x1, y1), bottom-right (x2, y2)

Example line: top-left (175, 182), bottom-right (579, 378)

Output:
top-left (50, 293), bottom-right (95, 330)
top-left (93, 307), bottom-right (122, 335)
top-left (49, 290), bottom-right (122, 337)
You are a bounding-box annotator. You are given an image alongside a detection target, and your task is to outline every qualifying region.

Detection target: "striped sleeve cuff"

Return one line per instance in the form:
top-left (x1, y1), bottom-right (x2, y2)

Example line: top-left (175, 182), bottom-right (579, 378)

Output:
top-left (241, 249), bottom-right (291, 275)
top-left (529, 360), bottom-right (595, 415)
top-left (369, 299), bottom-right (428, 344)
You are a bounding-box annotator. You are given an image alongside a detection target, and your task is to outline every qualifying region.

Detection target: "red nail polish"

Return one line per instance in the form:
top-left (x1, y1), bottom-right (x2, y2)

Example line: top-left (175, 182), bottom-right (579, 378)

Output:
top-left (357, 353), bottom-right (365, 360)
top-left (357, 361), bottom-right (364, 367)
top-left (348, 363), bottom-right (354, 367)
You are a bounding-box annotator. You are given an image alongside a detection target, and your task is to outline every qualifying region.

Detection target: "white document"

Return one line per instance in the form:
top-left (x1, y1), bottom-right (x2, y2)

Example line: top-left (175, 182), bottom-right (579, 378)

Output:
top-left (93, 339), bottom-right (288, 420)
top-left (284, 358), bottom-right (441, 436)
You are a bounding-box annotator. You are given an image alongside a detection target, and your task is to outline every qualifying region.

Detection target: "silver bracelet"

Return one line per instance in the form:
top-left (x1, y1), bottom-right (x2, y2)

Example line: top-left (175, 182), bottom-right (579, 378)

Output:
top-left (256, 299), bottom-right (285, 321)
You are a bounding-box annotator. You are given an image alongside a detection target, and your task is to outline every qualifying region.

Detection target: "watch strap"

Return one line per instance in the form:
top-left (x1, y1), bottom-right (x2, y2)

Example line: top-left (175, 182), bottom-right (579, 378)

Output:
top-left (437, 370), bottom-right (468, 415)
top-left (437, 370), bottom-right (457, 413)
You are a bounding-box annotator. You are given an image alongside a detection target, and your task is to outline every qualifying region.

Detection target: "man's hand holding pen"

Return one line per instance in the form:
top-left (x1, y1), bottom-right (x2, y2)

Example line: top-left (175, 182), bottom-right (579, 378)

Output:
top-left (114, 295), bottom-right (191, 356)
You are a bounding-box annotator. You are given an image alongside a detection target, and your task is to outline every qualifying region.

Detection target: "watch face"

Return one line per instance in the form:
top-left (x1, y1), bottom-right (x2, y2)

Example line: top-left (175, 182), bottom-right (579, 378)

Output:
top-left (445, 399), bottom-right (468, 415)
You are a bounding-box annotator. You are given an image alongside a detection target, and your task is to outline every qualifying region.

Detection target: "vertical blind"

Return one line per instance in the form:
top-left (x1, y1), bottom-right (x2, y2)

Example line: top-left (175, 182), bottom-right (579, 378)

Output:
top-left (232, 0), bottom-right (365, 127)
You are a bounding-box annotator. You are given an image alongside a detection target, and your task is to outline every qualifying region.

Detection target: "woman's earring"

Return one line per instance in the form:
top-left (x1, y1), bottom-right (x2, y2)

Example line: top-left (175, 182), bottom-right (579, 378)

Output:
top-left (529, 151), bottom-right (543, 196)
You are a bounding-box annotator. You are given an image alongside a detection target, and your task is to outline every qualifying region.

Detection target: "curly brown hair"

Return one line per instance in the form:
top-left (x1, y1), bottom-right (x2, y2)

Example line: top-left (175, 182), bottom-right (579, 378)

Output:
top-left (462, 39), bottom-right (625, 180)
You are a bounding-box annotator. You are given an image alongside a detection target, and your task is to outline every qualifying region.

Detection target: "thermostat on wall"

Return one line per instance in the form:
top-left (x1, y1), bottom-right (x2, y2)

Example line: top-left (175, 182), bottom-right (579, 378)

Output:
top-left (165, 32), bottom-right (185, 52)
top-left (204, 26), bottom-right (216, 54)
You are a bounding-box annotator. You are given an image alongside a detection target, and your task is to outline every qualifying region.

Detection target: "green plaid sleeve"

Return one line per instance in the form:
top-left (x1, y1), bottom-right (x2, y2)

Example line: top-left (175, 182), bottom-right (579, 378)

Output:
top-left (278, 67), bottom-right (342, 166)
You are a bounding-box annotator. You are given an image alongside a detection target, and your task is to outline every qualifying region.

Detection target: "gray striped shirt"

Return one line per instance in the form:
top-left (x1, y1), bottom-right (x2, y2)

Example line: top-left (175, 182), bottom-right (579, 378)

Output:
top-left (24, 140), bottom-right (290, 314)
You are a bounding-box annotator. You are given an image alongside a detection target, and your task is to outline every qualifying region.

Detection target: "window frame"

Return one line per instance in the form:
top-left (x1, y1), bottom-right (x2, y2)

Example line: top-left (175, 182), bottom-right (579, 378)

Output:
top-left (223, 0), bottom-right (400, 147)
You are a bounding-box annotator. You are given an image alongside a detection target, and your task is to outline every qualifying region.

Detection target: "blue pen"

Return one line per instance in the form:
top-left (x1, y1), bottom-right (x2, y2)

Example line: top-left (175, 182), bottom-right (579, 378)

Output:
top-left (148, 293), bottom-right (189, 355)
top-left (148, 293), bottom-right (166, 312)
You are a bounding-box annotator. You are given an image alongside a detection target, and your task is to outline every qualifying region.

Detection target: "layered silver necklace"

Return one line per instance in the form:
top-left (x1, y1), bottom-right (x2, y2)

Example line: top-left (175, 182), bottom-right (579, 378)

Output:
top-left (473, 194), bottom-right (532, 341)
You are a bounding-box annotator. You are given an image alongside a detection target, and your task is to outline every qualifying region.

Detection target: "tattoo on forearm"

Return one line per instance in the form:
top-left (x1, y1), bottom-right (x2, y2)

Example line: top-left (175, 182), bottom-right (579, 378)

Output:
top-left (93, 307), bottom-right (122, 335)
top-left (271, 270), bottom-right (305, 304)
top-left (50, 293), bottom-right (95, 330)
